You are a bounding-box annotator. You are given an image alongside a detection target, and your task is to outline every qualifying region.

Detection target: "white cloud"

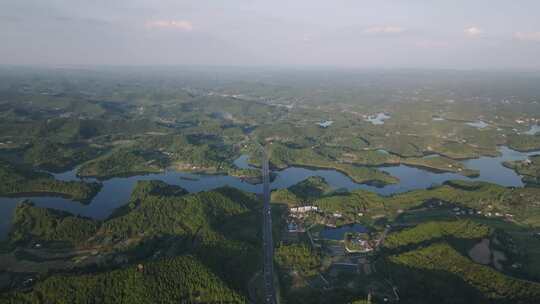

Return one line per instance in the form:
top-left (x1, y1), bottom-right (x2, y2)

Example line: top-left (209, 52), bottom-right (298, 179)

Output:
top-left (514, 31), bottom-right (540, 42)
top-left (145, 20), bottom-right (193, 31)
top-left (464, 26), bottom-right (484, 37)
top-left (302, 35), bottom-right (312, 43)
top-left (416, 40), bottom-right (450, 48)
top-left (363, 26), bottom-right (405, 35)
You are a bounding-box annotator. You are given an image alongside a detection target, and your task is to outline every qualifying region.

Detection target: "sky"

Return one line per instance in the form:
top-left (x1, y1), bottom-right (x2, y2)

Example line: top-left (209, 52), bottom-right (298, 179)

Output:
top-left (1, 0), bottom-right (540, 69)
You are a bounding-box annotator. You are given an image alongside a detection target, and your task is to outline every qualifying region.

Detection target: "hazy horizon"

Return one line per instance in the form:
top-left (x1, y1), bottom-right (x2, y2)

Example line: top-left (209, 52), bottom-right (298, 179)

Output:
top-left (2, 0), bottom-right (540, 69)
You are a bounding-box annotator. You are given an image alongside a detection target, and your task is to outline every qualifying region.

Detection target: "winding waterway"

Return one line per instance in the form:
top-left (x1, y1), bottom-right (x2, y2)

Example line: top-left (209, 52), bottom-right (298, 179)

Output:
top-left (0, 146), bottom-right (538, 239)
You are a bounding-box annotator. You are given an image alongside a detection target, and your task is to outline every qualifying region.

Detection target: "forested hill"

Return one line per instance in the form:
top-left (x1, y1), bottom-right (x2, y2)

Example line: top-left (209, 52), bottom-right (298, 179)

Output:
top-left (2, 180), bottom-right (265, 303)
top-left (0, 255), bottom-right (246, 304)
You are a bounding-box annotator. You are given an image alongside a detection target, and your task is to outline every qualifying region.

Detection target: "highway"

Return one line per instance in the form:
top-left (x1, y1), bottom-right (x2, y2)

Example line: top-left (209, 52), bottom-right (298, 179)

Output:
top-left (261, 147), bottom-right (277, 304)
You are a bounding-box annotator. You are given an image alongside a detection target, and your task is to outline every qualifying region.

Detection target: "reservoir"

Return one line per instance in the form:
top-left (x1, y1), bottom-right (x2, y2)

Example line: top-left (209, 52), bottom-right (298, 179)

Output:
top-left (466, 120), bottom-right (489, 129)
top-left (526, 125), bottom-right (540, 135)
top-left (318, 224), bottom-right (369, 241)
top-left (365, 113), bottom-right (390, 125)
top-left (0, 146), bottom-right (538, 239)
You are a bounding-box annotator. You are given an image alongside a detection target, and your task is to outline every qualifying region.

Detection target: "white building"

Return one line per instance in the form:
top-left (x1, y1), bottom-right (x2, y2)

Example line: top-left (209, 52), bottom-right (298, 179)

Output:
top-left (290, 206), bottom-right (319, 213)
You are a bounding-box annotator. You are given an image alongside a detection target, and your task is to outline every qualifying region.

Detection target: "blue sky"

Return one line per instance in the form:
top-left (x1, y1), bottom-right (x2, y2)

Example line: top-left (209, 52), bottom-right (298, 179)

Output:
top-left (1, 0), bottom-right (540, 68)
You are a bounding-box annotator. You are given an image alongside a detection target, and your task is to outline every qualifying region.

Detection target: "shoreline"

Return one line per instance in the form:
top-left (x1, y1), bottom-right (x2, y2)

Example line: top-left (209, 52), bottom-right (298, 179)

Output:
top-left (0, 191), bottom-right (94, 204)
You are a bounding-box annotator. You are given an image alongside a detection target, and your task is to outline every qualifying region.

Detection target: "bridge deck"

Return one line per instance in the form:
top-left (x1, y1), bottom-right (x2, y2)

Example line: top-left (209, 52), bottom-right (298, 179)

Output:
top-left (262, 149), bottom-right (276, 304)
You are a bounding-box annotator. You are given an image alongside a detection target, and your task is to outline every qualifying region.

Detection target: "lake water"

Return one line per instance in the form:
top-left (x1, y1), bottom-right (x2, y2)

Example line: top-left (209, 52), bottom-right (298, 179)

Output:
top-left (319, 224), bottom-right (368, 240)
top-left (0, 146), bottom-right (538, 239)
top-left (525, 125), bottom-right (540, 135)
top-left (316, 120), bottom-right (334, 128)
top-left (466, 120), bottom-right (489, 129)
top-left (365, 113), bottom-right (390, 125)
top-left (376, 149), bottom-right (390, 155)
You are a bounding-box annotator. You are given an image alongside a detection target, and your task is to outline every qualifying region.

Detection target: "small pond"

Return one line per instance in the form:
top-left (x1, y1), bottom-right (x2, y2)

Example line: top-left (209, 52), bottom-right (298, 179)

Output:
top-left (365, 113), bottom-right (390, 125)
top-left (319, 224), bottom-right (369, 241)
top-left (466, 120), bottom-right (489, 129)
